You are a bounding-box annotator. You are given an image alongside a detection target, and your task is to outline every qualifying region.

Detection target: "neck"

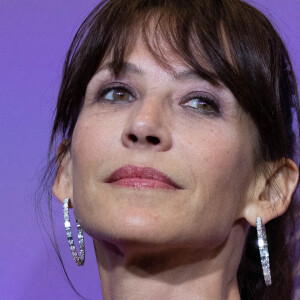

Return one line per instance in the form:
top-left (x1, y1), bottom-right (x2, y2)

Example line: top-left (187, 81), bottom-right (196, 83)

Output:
top-left (93, 222), bottom-right (246, 300)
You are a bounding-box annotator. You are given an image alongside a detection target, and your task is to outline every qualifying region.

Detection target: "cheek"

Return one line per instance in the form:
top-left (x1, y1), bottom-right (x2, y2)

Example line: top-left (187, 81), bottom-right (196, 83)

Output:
top-left (70, 115), bottom-right (114, 210)
top-left (178, 123), bottom-right (254, 236)
top-left (179, 122), bottom-right (253, 189)
top-left (71, 108), bottom-right (123, 170)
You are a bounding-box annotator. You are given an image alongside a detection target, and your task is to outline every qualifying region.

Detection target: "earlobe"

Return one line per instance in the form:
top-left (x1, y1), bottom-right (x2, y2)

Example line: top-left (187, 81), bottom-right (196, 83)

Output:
top-left (52, 145), bottom-right (73, 205)
top-left (243, 158), bottom-right (299, 226)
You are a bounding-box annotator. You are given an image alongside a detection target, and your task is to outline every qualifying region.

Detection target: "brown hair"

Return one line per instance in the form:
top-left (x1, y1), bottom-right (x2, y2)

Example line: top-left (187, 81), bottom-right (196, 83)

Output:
top-left (42, 0), bottom-right (300, 299)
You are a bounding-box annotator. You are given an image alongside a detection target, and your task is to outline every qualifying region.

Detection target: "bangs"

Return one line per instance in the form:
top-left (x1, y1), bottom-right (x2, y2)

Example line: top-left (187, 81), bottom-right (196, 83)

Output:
top-left (100, 1), bottom-right (233, 86)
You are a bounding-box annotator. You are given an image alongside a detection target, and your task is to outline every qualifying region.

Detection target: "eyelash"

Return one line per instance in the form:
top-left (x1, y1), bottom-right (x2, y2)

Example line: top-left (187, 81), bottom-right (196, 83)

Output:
top-left (96, 83), bottom-right (220, 115)
top-left (96, 83), bottom-right (136, 103)
top-left (181, 94), bottom-right (220, 115)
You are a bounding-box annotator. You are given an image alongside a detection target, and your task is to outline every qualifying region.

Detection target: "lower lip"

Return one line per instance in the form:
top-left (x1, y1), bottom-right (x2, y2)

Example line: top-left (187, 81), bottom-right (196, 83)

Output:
top-left (110, 178), bottom-right (177, 190)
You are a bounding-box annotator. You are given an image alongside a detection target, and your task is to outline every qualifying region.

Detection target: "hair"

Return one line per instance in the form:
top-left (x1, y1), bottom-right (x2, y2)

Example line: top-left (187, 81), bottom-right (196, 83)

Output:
top-left (39, 0), bottom-right (300, 299)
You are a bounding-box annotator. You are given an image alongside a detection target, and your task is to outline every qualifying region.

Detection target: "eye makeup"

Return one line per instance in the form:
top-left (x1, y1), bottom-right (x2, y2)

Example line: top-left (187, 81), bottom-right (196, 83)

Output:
top-left (95, 82), bottom-right (137, 104)
top-left (180, 91), bottom-right (221, 116)
top-left (92, 77), bottom-right (224, 119)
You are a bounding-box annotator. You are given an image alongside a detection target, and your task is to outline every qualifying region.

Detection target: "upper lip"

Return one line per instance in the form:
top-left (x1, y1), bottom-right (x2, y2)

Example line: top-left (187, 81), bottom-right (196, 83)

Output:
top-left (106, 165), bottom-right (182, 189)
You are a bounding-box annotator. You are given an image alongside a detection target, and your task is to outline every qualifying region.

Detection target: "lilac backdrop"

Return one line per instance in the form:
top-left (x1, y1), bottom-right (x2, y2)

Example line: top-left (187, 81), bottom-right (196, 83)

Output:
top-left (0, 1), bottom-right (299, 299)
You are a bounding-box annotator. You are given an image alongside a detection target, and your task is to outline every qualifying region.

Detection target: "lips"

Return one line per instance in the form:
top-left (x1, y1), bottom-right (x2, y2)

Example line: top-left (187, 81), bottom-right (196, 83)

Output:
top-left (106, 165), bottom-right (181, 190)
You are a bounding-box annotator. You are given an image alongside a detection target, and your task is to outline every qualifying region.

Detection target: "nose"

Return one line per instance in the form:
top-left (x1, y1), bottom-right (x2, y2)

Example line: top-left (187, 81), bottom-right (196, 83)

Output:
top-left (121, 99), bottom-right (172, 151)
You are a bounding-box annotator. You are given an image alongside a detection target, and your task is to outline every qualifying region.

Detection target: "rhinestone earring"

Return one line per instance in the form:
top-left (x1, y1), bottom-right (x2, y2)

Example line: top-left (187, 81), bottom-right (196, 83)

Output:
top-left (63, 198), bottom-right (85, 266)
top-left (256, 216), bottom-right (271, 285)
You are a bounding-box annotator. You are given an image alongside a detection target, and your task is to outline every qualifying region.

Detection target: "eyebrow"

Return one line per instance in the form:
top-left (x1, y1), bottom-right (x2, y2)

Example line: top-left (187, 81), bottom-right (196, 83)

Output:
top-left (96, 62), bottom-right (143, 76)
top-left (96, 62), bottom-right (204, 81)
top-left (172, 69), bottom-right (203, 81)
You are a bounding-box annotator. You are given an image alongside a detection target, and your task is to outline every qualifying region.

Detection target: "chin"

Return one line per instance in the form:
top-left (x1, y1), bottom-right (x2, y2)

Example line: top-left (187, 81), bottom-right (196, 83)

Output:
top-left (85, 209), bottom-right (176, 249)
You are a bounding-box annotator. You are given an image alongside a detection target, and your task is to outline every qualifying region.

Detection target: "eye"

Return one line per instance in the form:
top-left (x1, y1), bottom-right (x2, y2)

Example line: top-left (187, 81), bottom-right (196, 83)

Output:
top-left (182, 96), bottom-right (220, 115)
top-left (98, 85), bottom-right (135, 102)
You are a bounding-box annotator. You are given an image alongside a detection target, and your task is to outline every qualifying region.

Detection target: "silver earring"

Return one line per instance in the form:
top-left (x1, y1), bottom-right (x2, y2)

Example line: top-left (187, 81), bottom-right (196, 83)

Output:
top-left (256, 216), bottom-right (271, 286)
top-left (63, 198), bottom-right (85, 266)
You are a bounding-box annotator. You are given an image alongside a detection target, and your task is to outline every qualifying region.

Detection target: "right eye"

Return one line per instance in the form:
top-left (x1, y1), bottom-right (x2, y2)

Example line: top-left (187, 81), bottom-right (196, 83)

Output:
top-left (99, 86), bottom-right (134, 102)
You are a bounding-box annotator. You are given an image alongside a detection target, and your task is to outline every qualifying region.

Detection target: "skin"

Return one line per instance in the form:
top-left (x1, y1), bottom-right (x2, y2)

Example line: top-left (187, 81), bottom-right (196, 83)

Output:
top-left (53, 39), bottom-right (299, 300)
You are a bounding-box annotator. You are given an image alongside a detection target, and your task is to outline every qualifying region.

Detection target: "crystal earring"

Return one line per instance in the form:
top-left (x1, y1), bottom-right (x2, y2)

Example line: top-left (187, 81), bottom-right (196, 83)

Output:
top-left (256, 216), bottom-right (271, 285)
top-left (63, 198), bottom-right (85, 266)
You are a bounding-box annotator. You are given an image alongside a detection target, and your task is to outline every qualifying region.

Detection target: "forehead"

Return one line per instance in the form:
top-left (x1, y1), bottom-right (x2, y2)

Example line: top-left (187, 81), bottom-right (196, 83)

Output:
top-left (99, 35), bottom-right (220, 86)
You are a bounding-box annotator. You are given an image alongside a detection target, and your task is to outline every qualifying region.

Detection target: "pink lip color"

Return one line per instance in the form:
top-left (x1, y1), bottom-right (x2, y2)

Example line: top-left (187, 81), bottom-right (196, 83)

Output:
top-left (106, 165), bottom-right (180, 190)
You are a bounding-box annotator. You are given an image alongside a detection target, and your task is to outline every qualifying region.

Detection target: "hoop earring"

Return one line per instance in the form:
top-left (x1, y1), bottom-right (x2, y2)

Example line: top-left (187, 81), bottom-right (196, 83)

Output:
top-left (63, 198), bottom-right (85, 266)
top-left (256, 217), bottom-right (271, 286)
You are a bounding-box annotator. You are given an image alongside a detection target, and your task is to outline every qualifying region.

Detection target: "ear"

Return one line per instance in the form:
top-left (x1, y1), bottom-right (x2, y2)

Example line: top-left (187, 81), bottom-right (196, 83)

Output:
top-left (243, 158), bottom-right (299, 226)
top-left (52, 142), bottom-right (73, 205)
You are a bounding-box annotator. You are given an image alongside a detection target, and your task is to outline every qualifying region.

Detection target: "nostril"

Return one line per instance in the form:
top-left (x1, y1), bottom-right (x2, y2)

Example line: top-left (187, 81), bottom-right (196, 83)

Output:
top-left (127, 134), bottom-right (160, 145)
top-left (129, 134), bottom-right (138, 142)
top-left (146, 136), bottom-right (160, 145)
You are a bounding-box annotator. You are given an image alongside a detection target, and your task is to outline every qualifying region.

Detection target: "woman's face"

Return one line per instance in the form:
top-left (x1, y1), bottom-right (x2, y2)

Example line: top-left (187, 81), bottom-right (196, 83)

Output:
top-left (66, 40), bottom-right (259, 251)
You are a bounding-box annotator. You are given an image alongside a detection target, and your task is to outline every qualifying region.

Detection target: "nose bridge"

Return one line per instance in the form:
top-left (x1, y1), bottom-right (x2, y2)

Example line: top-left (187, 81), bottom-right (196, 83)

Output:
top-left (134, 96), bottom-right (163, 128)
top-left (121, 96), bottom-right (172, 151)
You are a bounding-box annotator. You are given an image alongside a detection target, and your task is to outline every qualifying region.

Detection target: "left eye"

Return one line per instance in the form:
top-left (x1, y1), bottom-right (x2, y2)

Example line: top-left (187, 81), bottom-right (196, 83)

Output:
top-left (182, 97), bottom-right (218, 114)
top-left (102, 87), bottom-right (134, 102)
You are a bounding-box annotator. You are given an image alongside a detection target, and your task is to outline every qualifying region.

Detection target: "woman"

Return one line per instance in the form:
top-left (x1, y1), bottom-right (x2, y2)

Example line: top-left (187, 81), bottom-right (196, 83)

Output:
top-left (44, 0), bottom-right (300, 298)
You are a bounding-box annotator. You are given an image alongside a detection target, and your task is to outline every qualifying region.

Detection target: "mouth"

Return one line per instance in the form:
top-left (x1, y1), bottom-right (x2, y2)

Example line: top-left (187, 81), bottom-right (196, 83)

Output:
top-left (105, 165), bottom-right (182, 190)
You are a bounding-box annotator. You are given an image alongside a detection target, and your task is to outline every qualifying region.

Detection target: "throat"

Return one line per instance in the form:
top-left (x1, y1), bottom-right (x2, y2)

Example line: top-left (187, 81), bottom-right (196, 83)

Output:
top-left (93, 238), bottom-right (242, 300)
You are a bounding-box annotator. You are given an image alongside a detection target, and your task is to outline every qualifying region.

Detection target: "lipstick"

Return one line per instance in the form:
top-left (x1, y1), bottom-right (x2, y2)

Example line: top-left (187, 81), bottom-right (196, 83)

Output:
top-left (106, 165), bottom-right (181, 190)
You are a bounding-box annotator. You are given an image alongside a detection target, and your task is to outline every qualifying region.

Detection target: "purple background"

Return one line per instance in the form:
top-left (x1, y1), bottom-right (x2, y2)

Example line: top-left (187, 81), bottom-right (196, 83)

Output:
top-left (0, 1), bottom-right (299, 299)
